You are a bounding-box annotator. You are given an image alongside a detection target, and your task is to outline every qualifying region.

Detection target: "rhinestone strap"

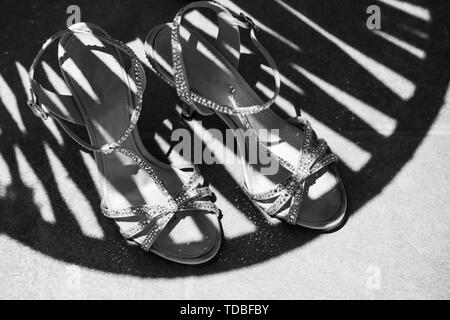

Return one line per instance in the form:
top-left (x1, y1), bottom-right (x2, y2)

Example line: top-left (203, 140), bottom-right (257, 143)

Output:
top-left (237, 113), bottom-right (298, 173)
top-left (102, 157), bottom-right (220, 251)
top-left (28, 23), bottom-right (145, 155)
top-left (169, 1), bottom-right (280, 116)
top-left (183, 200), bottom-right (221, 217)
top-left (243, 117), bottom-right (339, 224)
top-left (116, 147), bottom-right (178, 205)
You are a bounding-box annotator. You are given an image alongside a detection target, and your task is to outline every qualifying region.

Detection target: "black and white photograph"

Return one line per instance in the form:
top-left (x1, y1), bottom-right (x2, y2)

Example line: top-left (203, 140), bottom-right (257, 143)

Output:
top-left (0, 0), bottom-right (449, 303)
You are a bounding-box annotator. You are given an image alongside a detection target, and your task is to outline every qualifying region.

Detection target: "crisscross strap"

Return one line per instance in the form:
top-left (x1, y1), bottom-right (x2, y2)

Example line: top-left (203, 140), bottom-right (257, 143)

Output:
top-left (27, 22), bottom-right (146, 154)
top-left (102, 162), bottom-right (220, 251)
top-left (170, 1), bottom-right (280, 116)
top-left (243, 117), bottom-right (338, 225)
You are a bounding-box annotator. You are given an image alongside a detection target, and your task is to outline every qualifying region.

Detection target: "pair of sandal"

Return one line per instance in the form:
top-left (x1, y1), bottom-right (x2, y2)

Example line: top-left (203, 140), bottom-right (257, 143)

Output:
top-left (27, 1), bottom-right (347, 265)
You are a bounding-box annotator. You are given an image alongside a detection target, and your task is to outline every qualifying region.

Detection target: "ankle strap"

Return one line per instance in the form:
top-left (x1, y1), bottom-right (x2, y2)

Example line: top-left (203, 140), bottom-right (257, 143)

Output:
top-left (28, 23), bottom-right (146, 154)
top-left (171, 1), bottom-right (280, 116)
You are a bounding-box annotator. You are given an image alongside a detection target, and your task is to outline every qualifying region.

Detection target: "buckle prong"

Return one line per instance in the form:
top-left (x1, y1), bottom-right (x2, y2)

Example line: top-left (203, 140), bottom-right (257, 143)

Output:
top-left (27, 100), bottom-right (48, 120)
top-left (100, 142), bottom-right (119, 154)
top-left (238, 12), bottom-right (258, 32)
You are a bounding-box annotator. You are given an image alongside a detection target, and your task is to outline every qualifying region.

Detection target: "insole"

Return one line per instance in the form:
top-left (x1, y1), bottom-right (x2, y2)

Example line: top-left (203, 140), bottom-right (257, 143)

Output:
top-left (59, 30), bottom-right (219, 258)
top-left (151, 25), bottom-right (343, 223)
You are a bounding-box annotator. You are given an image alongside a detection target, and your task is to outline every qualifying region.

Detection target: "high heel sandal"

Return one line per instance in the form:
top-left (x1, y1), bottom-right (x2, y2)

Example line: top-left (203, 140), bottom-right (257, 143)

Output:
top-left (27, 22), bottom-right (222, 264)
top-left (145, 1), bottom-right (347, 230)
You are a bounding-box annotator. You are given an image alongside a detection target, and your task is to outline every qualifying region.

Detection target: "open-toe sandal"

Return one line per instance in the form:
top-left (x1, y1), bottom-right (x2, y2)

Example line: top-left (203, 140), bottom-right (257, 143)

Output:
top-left (28, 22), bottom-right (222, 264)
top-left (144, 1), bottom-right (347, 231)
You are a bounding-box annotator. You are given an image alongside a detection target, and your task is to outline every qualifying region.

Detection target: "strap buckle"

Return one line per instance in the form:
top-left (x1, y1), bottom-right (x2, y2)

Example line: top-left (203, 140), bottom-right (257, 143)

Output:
top-left (237, 12), bottom-right (258, 32)
top-left (100, 142), bottom-right (119, 154)
top-left (27, 100), bottom-right (48, 120)
top-left (180, 101), bottom-right (196, 121)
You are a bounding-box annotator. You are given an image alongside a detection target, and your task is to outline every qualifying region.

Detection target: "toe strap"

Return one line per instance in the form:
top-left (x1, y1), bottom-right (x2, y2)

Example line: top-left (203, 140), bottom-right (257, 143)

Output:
top-left (245, 153), bottom-right (338, 224)
top-left (244, 116), bottom-right (339, 224)
top-left (102, 204), bottom-right (178, 251)
top-left (101, 169), bottom-right (220, 251)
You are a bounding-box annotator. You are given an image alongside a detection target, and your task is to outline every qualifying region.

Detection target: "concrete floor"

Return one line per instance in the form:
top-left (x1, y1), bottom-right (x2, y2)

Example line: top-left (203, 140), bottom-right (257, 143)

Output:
top-left (4, 99), bottom-right (450, 300)
top-left (0, 0), bottom-right (449, 299)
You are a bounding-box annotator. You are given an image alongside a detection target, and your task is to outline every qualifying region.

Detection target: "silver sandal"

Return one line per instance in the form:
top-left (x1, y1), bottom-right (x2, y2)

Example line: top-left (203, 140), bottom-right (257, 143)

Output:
top-left (144, 1), bottom-right (347, 230)
top-left (27, 22), bottom-right (222, 264)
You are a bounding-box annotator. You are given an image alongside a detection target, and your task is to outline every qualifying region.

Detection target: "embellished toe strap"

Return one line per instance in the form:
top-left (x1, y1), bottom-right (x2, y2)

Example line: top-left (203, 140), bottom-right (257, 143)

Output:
top-left (103, 204), bottom-right (177, 251)
top-left (174, 166), bottom-right (221, 216)
top-left (243, 117), bottom-right (339, 224)
top-left (102, 167), bottom-right (220, 251)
